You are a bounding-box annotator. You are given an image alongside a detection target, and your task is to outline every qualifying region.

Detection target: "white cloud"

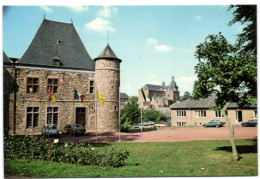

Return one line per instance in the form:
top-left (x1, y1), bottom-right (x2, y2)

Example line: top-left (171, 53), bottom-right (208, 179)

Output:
top-left (150, 74), bottom-right (158, 79)
top-left (85, 17), bottom-right (115, 33)
top-left (147, 80), bottom-right (161, 85)
top-left (178, 76), bottom-right (197, 82)
top-left (98, 6), bottom-right (118, 18)
top-left (40, 6), bottom-right (53, 13)
top-left (155, 45), bottom-right (173, 52)
top-left (176, 76), bottom-right (198, 95)
top-left (194, 16), bottom-right (202, 20)
top-left (66, 6), bottom-right (89, 13)
top-left (147, 38), bottom-right (158, 45)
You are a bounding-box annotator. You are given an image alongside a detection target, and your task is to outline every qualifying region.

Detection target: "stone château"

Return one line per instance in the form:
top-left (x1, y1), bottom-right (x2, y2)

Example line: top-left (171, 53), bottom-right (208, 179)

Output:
top-left (3, 19), bottom-right (122, 135)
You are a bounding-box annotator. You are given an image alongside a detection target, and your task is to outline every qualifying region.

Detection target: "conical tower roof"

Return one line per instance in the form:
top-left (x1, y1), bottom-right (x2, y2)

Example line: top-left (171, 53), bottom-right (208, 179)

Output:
top-left (94, 44), bottom-right (121, 62)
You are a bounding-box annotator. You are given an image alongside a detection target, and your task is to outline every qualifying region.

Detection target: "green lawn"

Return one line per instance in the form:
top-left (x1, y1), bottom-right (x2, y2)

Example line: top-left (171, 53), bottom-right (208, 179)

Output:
top-left (4, 139), bottom-right (257, 177)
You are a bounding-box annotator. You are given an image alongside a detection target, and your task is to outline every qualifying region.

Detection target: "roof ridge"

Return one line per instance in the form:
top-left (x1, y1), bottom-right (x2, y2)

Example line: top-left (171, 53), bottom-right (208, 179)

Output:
top-left (44, 18), bottom-right (73, 25)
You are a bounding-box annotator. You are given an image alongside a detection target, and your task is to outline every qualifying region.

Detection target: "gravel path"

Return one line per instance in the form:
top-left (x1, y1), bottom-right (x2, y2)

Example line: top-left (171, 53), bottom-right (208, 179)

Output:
top-left (54, 125), bottom-right (257, 143)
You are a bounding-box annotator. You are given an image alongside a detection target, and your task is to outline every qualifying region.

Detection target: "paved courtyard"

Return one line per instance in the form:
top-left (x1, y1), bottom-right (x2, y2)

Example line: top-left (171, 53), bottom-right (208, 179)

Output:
top-left (55, 125), bottom-right (257, 143)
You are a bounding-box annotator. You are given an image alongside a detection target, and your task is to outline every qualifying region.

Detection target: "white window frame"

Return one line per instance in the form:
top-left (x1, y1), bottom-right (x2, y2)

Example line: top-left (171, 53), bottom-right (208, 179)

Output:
top-left (195, 110), bottom-right (206, 118)
top-left (215, 110), bottom-right (228, 118)
top-left (176, 110), bottom-right (186, 117)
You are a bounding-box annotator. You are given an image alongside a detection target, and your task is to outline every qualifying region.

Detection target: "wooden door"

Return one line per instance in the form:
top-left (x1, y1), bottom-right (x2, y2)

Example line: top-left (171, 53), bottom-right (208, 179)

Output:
top-left (76, 107), bottom-right (86, 127)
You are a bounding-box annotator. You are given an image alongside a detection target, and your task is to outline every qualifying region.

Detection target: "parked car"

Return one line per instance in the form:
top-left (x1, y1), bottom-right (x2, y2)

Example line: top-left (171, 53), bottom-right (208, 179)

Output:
top-left (140, 122), bottom-right (149, 126)
top-left (62, 124), bottom-right (86, 136)
top-left (241, 119), bottom-right (257, 127)
top-left (132, 123), bottom-right (139, 128)
top-left (42, 124), bottom-right (59, 137)
top-left (164, 120), bottom-right (172, 126)
top-left (203, 121), bottom-right (223, 128)
top-left (210, 120), bottom-right (226, 126)
top-left (158, 120), bottom-right (165, 124)
top-left (148, 121), bottom-right (155, 125)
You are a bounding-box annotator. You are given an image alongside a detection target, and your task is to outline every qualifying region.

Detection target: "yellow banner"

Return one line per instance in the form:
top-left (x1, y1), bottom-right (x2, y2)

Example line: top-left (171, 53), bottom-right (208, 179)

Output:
top-left (97, 91), bottom-right (106, 103)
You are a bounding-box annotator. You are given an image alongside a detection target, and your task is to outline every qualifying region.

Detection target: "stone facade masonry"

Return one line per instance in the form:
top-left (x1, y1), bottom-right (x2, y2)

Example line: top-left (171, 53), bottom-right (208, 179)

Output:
top-left (95, 59), bottom-right (120, 132)
top-left (8, 66), bottom-right (97, 135)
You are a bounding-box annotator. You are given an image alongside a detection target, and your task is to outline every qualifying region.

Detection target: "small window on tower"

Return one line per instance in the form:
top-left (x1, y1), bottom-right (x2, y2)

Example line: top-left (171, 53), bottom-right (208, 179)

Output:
top-left (89, 81), bottom-right (94, 94)
top-left (57, 40), bottom-right (63, 45)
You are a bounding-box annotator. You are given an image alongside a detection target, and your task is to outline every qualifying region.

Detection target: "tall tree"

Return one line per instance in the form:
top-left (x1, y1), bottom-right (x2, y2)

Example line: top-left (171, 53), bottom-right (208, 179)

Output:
top-left (193, 5), bottom-right (257, 161)
top-left (182, 91), bottom-right (191, 100)
top-left (228, 5), bottom-right (257, 54)
top-left (120, 96), bottom-right (140, 131)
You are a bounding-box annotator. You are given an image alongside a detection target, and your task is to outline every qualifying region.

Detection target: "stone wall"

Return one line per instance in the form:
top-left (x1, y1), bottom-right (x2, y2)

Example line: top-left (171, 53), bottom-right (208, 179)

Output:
top-left (95, 59), bottom-right (120, 132)
top-left (7, 66), bottom-right (96, 135)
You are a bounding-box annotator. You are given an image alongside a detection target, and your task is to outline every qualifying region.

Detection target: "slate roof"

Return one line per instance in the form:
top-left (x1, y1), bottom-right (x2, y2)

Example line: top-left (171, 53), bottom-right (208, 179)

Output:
top-left (170, 94), bottom-right (257, 109)
top-left (18, 19), bottom-right (94, 71)
top-left (142, 84), bottom-right (178, 91)
top-left (141, 76), bottom-right (178, 91)
top-left (170, 95), bottom-right (216, 109)
top-left (120, 92), bottom-right (129, 99)
top-left (94, 44), bottom-right (121, 62)
top-left (3, 52), bottom-right (11, 63)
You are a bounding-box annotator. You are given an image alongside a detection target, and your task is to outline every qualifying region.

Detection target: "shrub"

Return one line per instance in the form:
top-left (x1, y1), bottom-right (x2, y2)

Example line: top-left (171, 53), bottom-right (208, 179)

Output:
top-left (4, 135), bottom-right (129, 167)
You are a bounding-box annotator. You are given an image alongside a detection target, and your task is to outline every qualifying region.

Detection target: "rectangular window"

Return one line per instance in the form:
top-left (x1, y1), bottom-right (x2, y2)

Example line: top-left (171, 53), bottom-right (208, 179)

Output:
top-left (89, 81), bottom-right (94, 94)
top-left (26, 77), bottom-right (39, 93)
top-left (47, 107), bottom-right (59, 125)
top-left (195, 110), bottom-right (206, 118)
top-left (177, 110), bottom-right (186, 117)
top-left (215, 111), bottom-right (228, 118)
top-left (26, 107), bottom-right (39, 128)
top-left (47, 78), bottom-right (59, 94)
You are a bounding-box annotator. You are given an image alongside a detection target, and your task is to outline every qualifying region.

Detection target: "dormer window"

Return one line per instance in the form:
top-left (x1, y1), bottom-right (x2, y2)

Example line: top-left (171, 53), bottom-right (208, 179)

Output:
top-left (57, 40), bottom-right (63, 45)
top-left (53, 60), bottom-right (61, 66)
top-left (52, 56), bottom-right (61, 66)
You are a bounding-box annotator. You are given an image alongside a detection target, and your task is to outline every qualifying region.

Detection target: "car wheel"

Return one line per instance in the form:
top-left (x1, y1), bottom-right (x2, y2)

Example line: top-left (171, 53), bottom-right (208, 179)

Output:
top-left (242, 124), bottom-right (245, 127)
top-left (216, 125), bottom-right (219, 128)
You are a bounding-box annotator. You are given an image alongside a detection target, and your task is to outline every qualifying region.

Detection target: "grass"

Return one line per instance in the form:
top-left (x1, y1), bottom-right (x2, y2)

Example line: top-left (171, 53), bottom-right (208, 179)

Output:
top-left (4, 139), bottom-right (257, 177)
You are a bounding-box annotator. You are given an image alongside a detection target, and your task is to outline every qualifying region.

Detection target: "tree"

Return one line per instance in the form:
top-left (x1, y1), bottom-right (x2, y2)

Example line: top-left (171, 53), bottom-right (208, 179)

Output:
top-left (228, 5), bottom-right (256, 54)
top-left (192, 5), bottom-right (257, 161)
top-left (182, 91), bottom-right (191, 100)
top-left (142, 109), bottom-right (170, 123)
top-left (120, 96), bottom-right (140, 131)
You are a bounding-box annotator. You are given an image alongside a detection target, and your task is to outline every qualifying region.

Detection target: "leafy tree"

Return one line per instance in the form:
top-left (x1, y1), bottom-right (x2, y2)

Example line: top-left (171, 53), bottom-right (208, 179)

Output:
top-left (142, 109), bottom-right (169, 123)
top-left (192, 5), bottom-right (257, 161)
top-left (120, 96), bottom-right (140, 131)
top-left (228, 5), bottom-right (256, 54)
top-left (182, 91), bottom-right (191, 100)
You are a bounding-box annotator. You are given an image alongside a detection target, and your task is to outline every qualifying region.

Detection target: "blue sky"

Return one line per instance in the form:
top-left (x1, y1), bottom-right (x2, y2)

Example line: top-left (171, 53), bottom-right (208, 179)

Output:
top-left (2, 5), bottom-right (246, 96)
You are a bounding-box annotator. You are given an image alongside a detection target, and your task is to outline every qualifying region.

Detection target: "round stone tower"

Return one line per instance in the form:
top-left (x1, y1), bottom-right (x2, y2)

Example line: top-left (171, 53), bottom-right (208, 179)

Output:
top-left (94, 44), bottom-right (122, 132)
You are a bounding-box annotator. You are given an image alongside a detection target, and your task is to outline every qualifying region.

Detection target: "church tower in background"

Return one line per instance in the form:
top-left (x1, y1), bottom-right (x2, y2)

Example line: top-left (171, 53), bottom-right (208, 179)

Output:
top-left (94, 44), bottom-right (122, 132)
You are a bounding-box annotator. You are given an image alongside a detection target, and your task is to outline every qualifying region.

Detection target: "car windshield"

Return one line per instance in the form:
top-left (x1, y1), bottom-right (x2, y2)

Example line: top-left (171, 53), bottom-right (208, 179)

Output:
top-left (71, 124), bottom-right (81, 128)
top-left (46, 125), bottom-right (57, 129)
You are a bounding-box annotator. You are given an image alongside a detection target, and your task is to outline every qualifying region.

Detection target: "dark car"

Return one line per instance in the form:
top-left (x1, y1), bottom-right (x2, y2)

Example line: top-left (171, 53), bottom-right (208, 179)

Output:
top-left (241, 119), bottom-right (257, 127)
top-left (62, 124), bottom-right (86, 136)
top-left (42, 124), bottom-right (59, 137)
